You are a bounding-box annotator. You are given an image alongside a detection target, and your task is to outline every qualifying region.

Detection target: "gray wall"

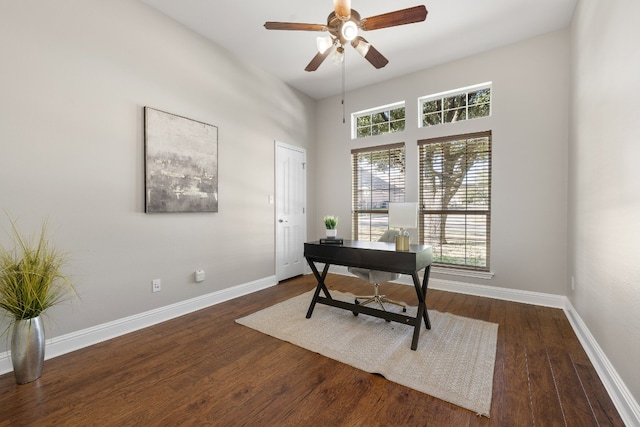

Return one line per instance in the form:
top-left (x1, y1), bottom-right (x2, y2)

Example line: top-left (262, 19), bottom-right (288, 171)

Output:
top-left (569, 0), bottom-right (640, 403)
top-left (0, 0), bottom-right (316, 351)
top-left (315, 29), bottom-right (570, 295)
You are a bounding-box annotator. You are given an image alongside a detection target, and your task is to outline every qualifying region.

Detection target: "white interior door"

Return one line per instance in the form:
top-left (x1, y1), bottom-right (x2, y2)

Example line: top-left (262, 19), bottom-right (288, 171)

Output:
top-left (275, 141), bottom-right (306, 281)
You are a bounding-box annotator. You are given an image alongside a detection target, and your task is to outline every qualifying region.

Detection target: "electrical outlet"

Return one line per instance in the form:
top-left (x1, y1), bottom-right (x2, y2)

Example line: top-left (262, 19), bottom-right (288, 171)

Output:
top-left (195, 269), bottom-right (205, 282)
top-left (152, 278), bottom-right (161, 293)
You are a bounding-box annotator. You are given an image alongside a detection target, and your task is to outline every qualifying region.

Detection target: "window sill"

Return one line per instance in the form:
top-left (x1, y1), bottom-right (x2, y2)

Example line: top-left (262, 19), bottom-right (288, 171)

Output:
top-left (431, 267), bottom-right (494, 280)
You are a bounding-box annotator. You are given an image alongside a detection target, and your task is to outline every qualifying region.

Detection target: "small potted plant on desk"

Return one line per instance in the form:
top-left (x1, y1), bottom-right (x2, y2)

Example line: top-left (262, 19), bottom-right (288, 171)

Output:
top-left (323, 215), bottom-right (338, 239)
top-left (0, 218), bottom-right (76, 384)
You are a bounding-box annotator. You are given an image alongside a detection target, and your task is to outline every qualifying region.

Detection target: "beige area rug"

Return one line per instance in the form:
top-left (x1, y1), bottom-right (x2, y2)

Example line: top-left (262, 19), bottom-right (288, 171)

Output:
top-left (236, 290), bottom-right (499, 417)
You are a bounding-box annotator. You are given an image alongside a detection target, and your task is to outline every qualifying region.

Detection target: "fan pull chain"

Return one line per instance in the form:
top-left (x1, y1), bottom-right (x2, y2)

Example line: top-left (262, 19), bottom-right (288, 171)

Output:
top-left (341, 52), bottom-right (346, 124)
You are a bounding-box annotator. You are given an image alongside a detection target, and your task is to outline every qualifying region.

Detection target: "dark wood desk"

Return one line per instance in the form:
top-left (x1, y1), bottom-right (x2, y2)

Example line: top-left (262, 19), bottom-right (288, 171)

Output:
top-left (304, 240), bottom-right (433, 350)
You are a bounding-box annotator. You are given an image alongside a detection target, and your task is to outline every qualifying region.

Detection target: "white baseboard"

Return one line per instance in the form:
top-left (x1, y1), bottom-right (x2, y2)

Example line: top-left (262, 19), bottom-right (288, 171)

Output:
top-left (0, 275), bottom-right (277, 376)
top-left (563, 299), bottom-right (640, 426)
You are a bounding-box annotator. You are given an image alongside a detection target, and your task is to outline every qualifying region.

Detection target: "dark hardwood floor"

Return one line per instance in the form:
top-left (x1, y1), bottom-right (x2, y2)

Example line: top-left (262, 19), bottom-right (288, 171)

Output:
top-left (0, 274), bottom-right (624, 426)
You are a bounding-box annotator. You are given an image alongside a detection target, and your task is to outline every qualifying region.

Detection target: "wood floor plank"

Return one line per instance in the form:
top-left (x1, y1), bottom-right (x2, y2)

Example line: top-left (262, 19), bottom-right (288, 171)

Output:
top-left (501, 340), bottom-right (535, 425)
top-left (546, 346), bottom-right (601, 427)
top-left (574, 362), bottom-right (626, 427)
top-left (0, 274), bottom-right (624, 426)
top-left (527, 347), bottom-right (568, 426)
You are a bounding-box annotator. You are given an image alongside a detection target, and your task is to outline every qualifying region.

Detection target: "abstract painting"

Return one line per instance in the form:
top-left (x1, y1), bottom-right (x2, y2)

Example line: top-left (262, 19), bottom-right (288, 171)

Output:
top-left (144, 107), bottom-right (218, 213)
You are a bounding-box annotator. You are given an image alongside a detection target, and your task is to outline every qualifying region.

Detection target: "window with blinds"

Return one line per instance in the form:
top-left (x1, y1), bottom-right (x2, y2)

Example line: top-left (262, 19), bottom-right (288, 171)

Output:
top-left (352, 143), bottom-right (405, 241)
top-left (418, 131), bottom-right (491, 270)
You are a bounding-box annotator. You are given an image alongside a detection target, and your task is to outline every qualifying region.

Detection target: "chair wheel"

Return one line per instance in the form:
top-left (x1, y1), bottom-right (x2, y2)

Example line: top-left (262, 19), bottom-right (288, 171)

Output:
top-left (402, 307), bottom-right (407, 312)
top-left (353, 299), bottom-right (359, 316)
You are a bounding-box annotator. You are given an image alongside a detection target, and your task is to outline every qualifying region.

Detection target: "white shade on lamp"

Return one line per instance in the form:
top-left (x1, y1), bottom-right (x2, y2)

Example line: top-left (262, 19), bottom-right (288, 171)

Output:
top-left (352, 37), bottom-right (370, 57)
top-left (316, 36), bottom-right (333, 54)
top-left (389, 202), bottom-right (418, 229)
top-left (332, 46), bottom-right (345, 64)
top-left (389, 202), bottom-right (418, 251)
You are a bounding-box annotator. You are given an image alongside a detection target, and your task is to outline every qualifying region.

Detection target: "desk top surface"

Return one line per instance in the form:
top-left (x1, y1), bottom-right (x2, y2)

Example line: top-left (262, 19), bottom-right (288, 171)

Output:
top-left (304, 240), bottom-right (432, 273)
top-left (307, 239), bottom-right (429, 253)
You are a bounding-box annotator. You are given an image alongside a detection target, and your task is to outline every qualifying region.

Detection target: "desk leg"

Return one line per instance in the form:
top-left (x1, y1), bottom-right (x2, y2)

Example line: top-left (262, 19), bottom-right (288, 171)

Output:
top-left (410, 265), bottom-right (432, 350)
top-left (420, 265), bottom-right (432, 329)
top-left (305, 258), bottom-right (331, 319)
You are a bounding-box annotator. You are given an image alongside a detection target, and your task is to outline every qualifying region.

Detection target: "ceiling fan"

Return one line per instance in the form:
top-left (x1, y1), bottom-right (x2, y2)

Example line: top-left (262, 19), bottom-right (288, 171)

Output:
top-left (264, 1), bottom-right (428, 72)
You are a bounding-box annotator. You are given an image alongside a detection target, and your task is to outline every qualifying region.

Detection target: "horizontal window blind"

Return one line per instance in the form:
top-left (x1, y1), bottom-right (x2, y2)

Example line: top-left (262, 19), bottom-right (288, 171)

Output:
top-left (418, 131), bottom-right (491, 270)
top-left (352, 143), bottom-right (405, 241)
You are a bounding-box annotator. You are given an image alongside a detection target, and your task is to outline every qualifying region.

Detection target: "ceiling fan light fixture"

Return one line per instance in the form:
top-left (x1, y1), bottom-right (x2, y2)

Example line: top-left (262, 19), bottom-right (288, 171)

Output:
top-left (316, 36), bottom-right (334, 54)
top-left (341, 20), bottom-right (358, 41)
top-left (333, 0), bottom-right (351, 21)
top-left (353, 38), bottom-right (370, 57)
top-left (332, 46), bottom-right (345, 64)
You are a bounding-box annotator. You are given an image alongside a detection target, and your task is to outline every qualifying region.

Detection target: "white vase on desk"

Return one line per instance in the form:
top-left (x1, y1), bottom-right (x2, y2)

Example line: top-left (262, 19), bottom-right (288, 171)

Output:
top-left (326, 228), bottom-right (337, 239)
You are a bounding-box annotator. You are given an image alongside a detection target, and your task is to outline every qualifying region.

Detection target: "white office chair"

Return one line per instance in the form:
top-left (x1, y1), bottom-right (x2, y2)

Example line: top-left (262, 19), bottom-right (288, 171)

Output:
top-left (348, 230), bottom-right (407, 313)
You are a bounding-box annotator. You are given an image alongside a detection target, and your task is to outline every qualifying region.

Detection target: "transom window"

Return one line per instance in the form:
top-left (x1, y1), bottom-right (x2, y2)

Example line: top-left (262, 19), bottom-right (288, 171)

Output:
top-left (419, 83), bottom-right (491, 128)
top-left (352, 102), bottom-right (406, 139)
top-left (418, 131), bottom-right (492, 270)
top-left (352, 143), bottom-right (405, 241)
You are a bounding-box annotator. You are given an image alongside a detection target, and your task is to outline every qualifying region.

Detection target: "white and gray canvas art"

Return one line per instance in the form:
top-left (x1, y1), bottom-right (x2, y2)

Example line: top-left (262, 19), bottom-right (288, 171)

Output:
top-left (144, 107), bottom-right (218, 213)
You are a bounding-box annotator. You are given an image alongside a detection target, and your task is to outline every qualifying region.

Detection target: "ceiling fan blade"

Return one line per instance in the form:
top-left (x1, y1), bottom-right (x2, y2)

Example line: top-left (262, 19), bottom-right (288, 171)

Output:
top-left (359, 5), bottom-right (428, 31)
top-left (305, 48), bottom-right (333, 72)
top-left (364, 44), bottom-right (389, 69)
top-left (264, 22), bottom-right (327, 31)
top-left (364, 46), bottom-right (389, 69)
top-left (351, 37), bottom-right (388, 69)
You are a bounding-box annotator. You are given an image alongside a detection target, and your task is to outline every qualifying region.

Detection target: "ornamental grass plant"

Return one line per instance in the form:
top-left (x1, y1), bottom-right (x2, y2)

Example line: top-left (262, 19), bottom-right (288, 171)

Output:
top-left (0, 218), bottom-right (75, 331)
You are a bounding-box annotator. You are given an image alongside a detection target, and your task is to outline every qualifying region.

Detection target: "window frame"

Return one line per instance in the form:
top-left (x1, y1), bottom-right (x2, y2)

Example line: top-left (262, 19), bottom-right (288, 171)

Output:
top-left (418, 131), bottom-right (492, 271)
top-left (352, 101), bottom-right (406, 139)
top-left (418, 82), bottom-right (492, 128)
top-left (351, 143), bottom-right (406, 242)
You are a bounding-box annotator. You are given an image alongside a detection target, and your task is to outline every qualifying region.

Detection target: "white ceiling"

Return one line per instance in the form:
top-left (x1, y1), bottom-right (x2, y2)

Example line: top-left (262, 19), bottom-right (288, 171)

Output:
top-left (141, 0), bottom-right (577, 100)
